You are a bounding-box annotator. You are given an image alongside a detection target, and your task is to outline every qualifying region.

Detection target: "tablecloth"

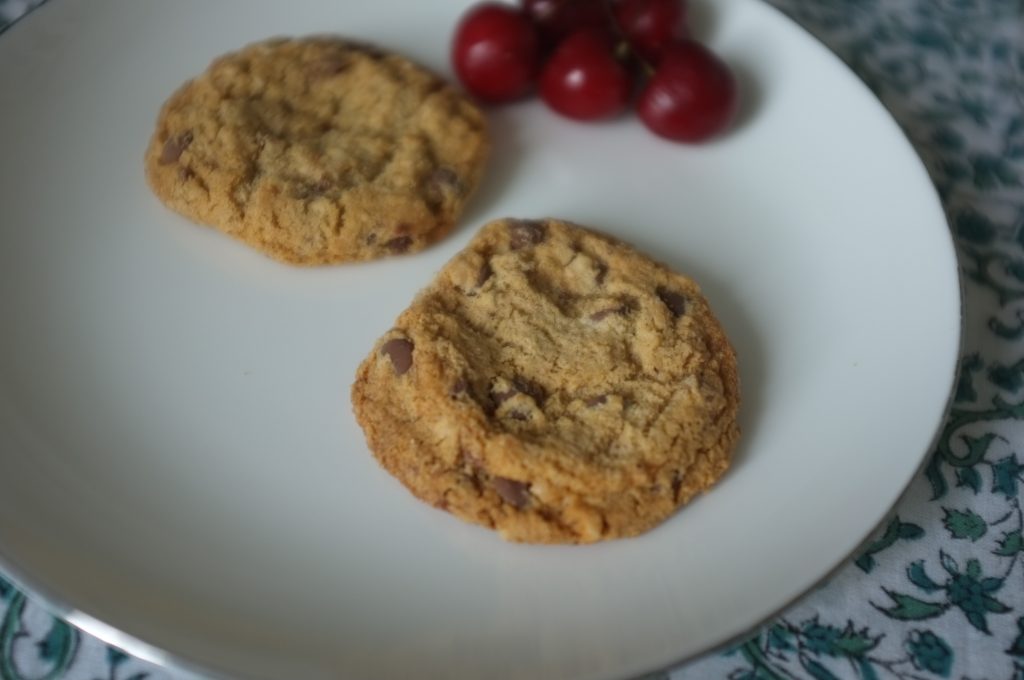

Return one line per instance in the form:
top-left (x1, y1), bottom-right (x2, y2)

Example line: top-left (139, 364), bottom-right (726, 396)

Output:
top-left (1, 0), bottom-right (1021, 678)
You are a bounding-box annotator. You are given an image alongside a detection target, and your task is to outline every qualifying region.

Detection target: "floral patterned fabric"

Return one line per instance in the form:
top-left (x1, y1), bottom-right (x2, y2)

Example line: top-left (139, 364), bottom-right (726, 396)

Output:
top-left (1, 1), bottom-right (1021, 678)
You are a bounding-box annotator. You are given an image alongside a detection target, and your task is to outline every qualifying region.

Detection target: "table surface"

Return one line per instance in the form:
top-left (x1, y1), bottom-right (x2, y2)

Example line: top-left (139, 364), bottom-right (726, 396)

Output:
top-left (1, 0), bottom-right (1021, 678)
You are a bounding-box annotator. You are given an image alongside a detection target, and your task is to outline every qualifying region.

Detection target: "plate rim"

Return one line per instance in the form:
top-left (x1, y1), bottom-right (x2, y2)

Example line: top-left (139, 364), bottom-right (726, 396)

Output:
top-left (0, 0), bottom-right (964, 678)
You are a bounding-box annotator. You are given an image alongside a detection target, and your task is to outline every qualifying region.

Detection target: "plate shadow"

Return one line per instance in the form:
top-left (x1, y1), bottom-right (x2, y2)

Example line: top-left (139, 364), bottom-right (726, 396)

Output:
top-left (455, 105), bottom-right (529, 232)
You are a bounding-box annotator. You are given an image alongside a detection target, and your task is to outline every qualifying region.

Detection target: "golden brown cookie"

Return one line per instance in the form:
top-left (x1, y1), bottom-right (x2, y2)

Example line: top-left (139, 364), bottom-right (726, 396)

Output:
top-left (144, 37), bottom-right (488, 264)
top-left (351, 218), bottom-right (740, 543)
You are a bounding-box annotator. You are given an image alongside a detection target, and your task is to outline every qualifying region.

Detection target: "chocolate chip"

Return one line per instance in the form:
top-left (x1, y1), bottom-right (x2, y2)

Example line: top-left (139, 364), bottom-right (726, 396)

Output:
top-left (159, 131), bottom-right (193, 165)
top-left (467, 474), bottom-right (484, 495)
top-left (384, 235), bottom-right (413, 254)
top-left (434, 164), bottom-right (458, 183)
top-left (671, 471), bottom-right (683, 501)
top-left (589, 305), bottom-right (628, 322)
top-left (423, 78), bottom-right (445, 96)
top-left (585, 395), bottom-right (607, 407)
top-left (476, 261), bottom-right (493, 288)
top-left (513, 377), bottom-right (546, 405)
top-left (381, 338), bottom-right (413, 375)
top-left (489, 377), bottom-right (546, 413)
top-left (425, 167), bottom-right (464, 208)
top-left (656, 287), bottom-right (687, 318)
top-left (508, 410), bottom-right (530, 421)
top-left (310, 56), bottom-right (351, 77)
top-left (491, 387), bottom-right (518, 408)
top-left (508, 220), bottom-right (546, 250)
top-left (347, 40), bottom-right (388, 60)
top-left (291, 179), bottom-right (331, 200)
top-left (432, 166), bottom-right (460, 189)
top-left (178, 167), bottom-right (194, 182)
top-left (450, 378), bottom-right (468, 397)
top-left (493, 477), bottom-right (531, 508)
top-left (459, 448), bottom-right (485, 471)
top-left (365, 233), bottom-right (378, 245)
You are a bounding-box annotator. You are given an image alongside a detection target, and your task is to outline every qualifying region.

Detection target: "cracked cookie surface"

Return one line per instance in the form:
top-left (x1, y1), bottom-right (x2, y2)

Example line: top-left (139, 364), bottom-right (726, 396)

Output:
top-left (351, 218), bottom-right (740, 543)
top-left (144, 37), bottom-right (488, 264)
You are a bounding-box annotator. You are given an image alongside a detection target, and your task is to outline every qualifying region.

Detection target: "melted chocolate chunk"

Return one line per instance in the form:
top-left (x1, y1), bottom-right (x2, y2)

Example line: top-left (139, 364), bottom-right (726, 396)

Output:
top-left (310, 56), bottom-right (351, 77)
top-left (489, 377), bottom-right (546, 413)
top-left (291, 179), bottom-right (331, 200)
top-left (159, 131), bottom-right (193, 165)
top-left (347, 40), bottom-right (388, 60)
top-left (656, 287), bottom-right (687, 318)
top-left (585, 394), bottom-right (608, 407)
top-left (459, 448), bottom-right (485, 470)
top-left (589, 305), bottom-right (629, 322)
top-left (450, 377), bottom-right (468, 397)
top-left (508, 220), bottom-right (546, 250)
top-left (381, 338), bottom-right (414, 375)
top-left (432, 166), bottom-right (460, 190)
top-left (384, 235), bottom-right (413, 254)
top-left (513, 377), bottom-right (547, 405)
top-left (476, 261), bottom-right (493, 288)
top-left (490, 387), bottom-right (518, 408)
top-left (493, 477), bottom-right (531, 508)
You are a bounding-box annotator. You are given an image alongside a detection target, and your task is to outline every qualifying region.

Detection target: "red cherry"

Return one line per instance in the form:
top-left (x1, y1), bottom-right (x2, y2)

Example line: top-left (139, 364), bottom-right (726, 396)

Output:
top-left (636, 40), bottom-right (738, 142)
top-left (452, 3), bottom-right (541, 103)
top-left (521, 0), bottom-right (609, 48)
top-left (614, 0), bottom-right (687, 63)
top-left (540, 28), bottom-right (634, 121)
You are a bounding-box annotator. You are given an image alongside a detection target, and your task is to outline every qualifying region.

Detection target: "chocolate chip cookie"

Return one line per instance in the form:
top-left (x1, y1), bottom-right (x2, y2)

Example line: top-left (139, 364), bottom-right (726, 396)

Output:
top-left (351, 218), bottom-right (740, 543)
top-left (144, 37), bottom-right (488, 264)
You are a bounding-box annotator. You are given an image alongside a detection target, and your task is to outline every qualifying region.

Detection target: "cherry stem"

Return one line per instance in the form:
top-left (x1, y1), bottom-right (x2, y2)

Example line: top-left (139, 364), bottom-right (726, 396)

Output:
top-left (601, 0), bottom-right (656, 76)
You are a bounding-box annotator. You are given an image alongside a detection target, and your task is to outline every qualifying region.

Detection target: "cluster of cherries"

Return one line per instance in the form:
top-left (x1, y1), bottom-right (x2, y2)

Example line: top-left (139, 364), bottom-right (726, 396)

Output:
top-left (451, 0), bottom-right (738, 142)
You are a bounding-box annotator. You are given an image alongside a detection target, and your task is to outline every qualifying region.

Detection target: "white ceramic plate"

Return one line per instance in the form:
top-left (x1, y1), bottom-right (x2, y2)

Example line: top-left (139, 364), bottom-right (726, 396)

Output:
top-left (0, 0), bottom-right (960, 678)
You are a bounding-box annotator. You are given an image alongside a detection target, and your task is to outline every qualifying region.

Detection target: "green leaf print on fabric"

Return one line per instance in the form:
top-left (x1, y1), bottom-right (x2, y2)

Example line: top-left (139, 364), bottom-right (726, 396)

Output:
top-left (37, 621), bottom-right (76, 663)
top-left (995, 531), bottom-right (1024, 556)
top-left (874, 552), bottom-right (1014, 634)
top-left (954, 209), bottom-right (998, 245)
top-left (907, 561), bottom-right (943, 592)
top-left (801, 657), bottom-right (841, 680)
top-left (956, 466), bottom-right (983, 493)
top-left (955, 354), bottom-right (985, 402)
top-left (874, 590), bottom-right (949, 621)
top-left (1008, 617), bottom-right (1024, 657)
top-left (971, 153), bottom-right (1021, 189)
top-left (993, 455), bottom-right (1024, 498)
top-left (906, 630), bottom-right (953, 676)
top-left (767, 624), bottom-right (795, 652)
top-left (726, 617), bottom-right (950, 680)
top-left (990, 313), bottom-right (1024, 341)
top-left (942, 507), bottom-right (988, 540)
top-left (855, 517), bottom-right (925, 573)
top-left (800, 620), bottom-right (881, 658)
top-left (990, 362), bottom-right (1024, 393)
top-left (925, 452), bottom-right (950, 501)
top-left (0, 590), bottom-right (79, 680)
